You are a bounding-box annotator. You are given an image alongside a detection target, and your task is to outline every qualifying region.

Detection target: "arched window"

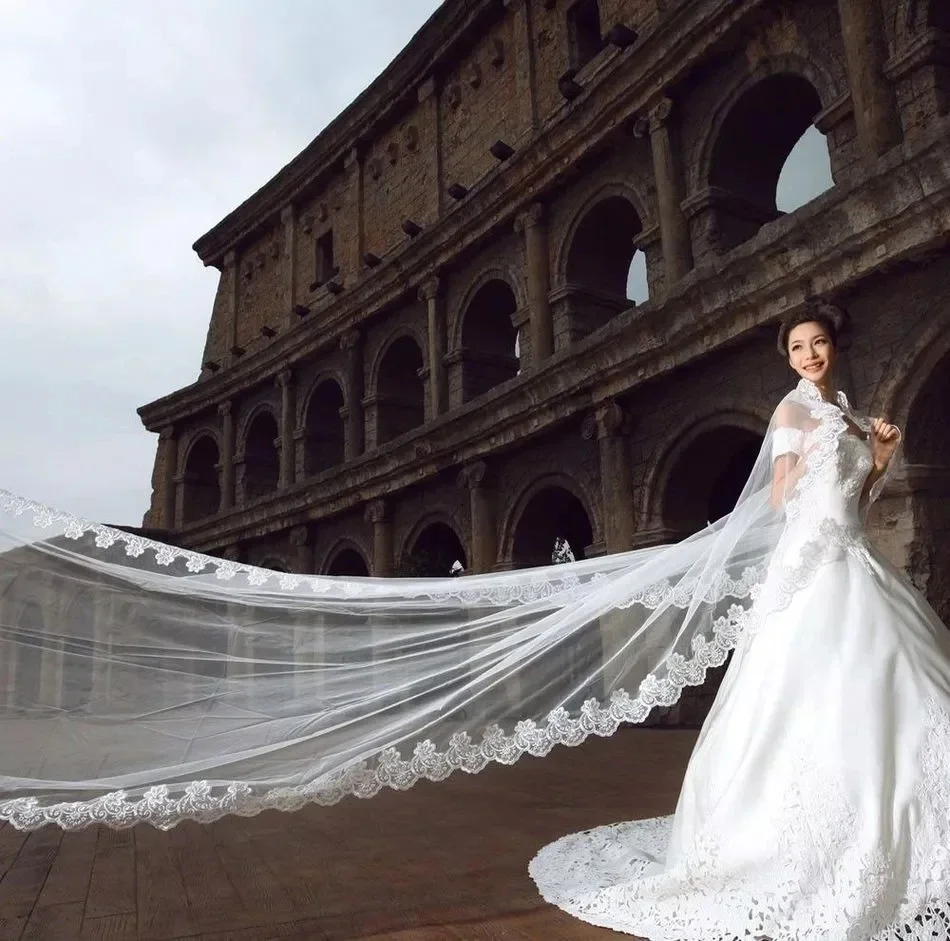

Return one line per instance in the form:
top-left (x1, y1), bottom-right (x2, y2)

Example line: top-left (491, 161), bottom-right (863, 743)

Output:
top-left (563, 196), bottom-right (647, 343)
top-left (303, 379), bottom-right (346, 475)
top-left (376, 336), bottom-right (425, 445)
top-left (243, 412), bottom-right (280, 500)
top-left (182, 435), bottom-right (221, 523)
top-left (706, 74), bottom-right (832, 251)
top-left (459, 280), bottom-right (520, 402)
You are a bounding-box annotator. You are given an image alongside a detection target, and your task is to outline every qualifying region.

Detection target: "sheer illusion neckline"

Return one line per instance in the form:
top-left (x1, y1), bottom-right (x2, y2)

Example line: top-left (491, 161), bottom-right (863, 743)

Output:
top-left (796, 379), bottom-right (866, 440)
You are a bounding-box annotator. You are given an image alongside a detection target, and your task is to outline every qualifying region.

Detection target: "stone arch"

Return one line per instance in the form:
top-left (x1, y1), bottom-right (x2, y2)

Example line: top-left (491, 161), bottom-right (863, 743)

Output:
top-left (451, 266), bottom-right (528, 351)
top-left (14, 600), bottom-right (45, 709)
top-left (258, 556), bottom-right (291, 573)
top-left (645, 409), bottom-right (769, 538)
top-left (869, 318), bottom-right (950, 619)
top-left (240, 406), bottom-right (280, 500)
top-left (322, 539), bottom-right (371, 576)
top-left (555, 184), bottom-right (649, 344)
top-left (181, 432), bottom-right (221, 524)
top-left (692, 59), bottom-right (837, 252)
top-left (61, 590), bottom-right (96, 711)
top-left (869, 316), bottom-right (950, 430)
top-left (398, 514), bottom-right (467, 577)
top-left (301, 375), bottom-right (346, 476)
top-left (373, 331), bottom-right (426, 445)
top-left (502, 473), bottom-right (599, 569)
top-left (455, 278), bottom-right (521, 402)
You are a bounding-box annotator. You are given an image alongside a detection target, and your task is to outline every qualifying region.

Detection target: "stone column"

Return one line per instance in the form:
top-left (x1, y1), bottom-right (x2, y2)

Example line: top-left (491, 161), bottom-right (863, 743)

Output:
top-left (276, 368), bottom-right (296, 489)
top-left (457, 461), bottom-right (498, 574)
top-left (223, 250), bottom-right (239, 366)
top-left (646, 97), bottom-right (693, 287)
top-left (514, 203), bottom-right (553, 364)
top-left (584, 401), bottom-right (635, 553)
top-left (419, 276), bottom-right (447, 418)
top-left (289, 524), bottom-right (314, 574)
top-left (341, 329), bottom-right (365, 459)
top-left (837, 0), bottom-right (902, 159)
top-left (159, 426), bottom-right (178, 530)
top-left (218, 400), bottom-right (235, 512)
top-left (281, 205), bottom-right (296, 327)
top-left (502, 0), bottom-right (539, 133)
top-left (365, 499), bottom-right (393, 576)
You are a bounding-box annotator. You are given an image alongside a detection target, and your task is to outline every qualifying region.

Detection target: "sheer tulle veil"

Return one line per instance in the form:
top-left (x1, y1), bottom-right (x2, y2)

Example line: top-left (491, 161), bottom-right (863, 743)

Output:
top-left (0, 374), bottom-right (895, 830)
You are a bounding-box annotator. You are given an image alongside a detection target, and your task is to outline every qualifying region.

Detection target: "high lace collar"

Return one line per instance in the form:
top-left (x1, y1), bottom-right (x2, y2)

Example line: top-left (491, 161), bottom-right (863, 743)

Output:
top-left (796, 377), bottom-right (850, 411)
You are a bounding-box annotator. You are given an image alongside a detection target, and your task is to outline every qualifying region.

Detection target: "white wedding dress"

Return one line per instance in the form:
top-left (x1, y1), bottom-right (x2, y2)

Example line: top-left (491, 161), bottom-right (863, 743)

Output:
top-left (530, 379), bottom-right (950, 940)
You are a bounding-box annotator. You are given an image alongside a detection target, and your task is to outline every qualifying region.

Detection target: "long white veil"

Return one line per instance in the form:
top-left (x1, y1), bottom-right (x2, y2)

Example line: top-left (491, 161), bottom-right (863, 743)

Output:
top-left (0, 380), bottom-right (893, 830)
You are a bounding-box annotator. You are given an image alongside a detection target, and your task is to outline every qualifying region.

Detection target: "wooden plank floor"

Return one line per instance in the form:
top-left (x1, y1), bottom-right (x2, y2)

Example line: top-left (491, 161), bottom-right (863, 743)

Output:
top-left (0, 728), bottom-right (697, 941)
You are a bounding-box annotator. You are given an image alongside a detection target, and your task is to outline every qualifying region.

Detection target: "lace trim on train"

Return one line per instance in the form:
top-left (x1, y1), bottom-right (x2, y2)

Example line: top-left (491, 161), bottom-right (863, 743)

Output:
top-left (529, 700), bottom-right (950, 941)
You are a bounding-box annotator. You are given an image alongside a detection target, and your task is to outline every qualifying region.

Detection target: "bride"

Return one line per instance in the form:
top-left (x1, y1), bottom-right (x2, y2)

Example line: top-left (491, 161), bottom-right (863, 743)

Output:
top-left (0, 304), bottom-right (947, 941)
top-left (529, 309), bottom-right (950, 940)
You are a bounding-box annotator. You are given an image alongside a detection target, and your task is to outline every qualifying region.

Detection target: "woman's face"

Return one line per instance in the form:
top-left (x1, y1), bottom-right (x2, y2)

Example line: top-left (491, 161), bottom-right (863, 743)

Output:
top-left (787, 320), bottom-right (837, 385)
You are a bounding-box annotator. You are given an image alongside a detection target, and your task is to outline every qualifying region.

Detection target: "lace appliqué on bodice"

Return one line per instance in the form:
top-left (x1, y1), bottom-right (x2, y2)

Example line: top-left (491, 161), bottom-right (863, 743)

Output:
top-left (783, 380), bottom-right (874, 532)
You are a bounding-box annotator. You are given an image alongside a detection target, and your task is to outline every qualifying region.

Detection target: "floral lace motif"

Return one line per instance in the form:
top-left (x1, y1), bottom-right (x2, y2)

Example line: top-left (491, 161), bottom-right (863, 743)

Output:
top-left (529, 701), bottom-right (950, 941)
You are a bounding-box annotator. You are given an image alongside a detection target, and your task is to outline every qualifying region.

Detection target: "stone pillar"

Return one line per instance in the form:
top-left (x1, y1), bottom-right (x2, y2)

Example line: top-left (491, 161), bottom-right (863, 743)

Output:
top-left (281, 205), bottom-right (296, 327)
top-left (457, 461), bottom-right (498, 574)
top-left (502, 0), bottom-right (538, 134)
top-left (514, 203), bottom-right (553, 364)
top-left (837, 0), bottom-right (902, 159)
top-left (647, 97), bottom-right (693, 287)
top-left (365, 499), bottom-right (393, 576)
top-left (159, 426), bottom-right (178, 530)
top-left (419, 276), bottom-right (447, 418)
top-left (218, 400), bottom-right (235, 512)
top-left (223, 250), bottom-right (239, 366)
top-left (277, 369), bottom-right (296, 489)
top-left (584, 401), bottom-right (635, 553)
top-left (290, 524), bottom-right (314, 574)
top-left (341, 329), bottom-right (365, 459)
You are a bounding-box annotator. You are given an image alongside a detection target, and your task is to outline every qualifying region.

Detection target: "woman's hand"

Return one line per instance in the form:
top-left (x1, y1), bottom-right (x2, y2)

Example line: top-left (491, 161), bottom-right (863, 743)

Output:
top-left (870, 417), bottom-right (900, 470)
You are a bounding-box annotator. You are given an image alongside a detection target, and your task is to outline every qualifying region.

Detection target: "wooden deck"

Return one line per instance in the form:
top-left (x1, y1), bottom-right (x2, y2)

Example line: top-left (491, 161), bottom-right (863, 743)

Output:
top-left (0, 728), bottom-right (697, 941)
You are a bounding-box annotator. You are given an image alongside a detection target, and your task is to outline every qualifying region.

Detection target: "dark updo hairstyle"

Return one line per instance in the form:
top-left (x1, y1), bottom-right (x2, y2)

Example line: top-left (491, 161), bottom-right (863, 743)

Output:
top-left (777, 301), bottom-right (851, 356)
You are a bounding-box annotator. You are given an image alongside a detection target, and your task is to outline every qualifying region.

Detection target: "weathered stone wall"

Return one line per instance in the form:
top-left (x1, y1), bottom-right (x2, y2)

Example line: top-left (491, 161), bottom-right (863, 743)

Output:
top-left (141, 0), bottom-right (950, 637)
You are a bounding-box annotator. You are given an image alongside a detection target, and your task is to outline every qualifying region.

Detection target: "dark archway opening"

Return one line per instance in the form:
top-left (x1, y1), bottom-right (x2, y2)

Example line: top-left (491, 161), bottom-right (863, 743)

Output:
top-left (182, 435), bottom-right (221, 524)
top-left (399, 523), bottom-right (467, 577)
top-left (326, 548), bottom-right (370, 577)
top-left (243, 412), bottom-right (280, 500)
top-left (377, 336), bottom-right (425, 445)
top-left (661, 424), bottom-right (763, 725)
top-left (304, 380), bottom-right (346, 476)
top-left (512, 486), bottom-right (594, 570)
top-left (709, 74), bottom-right (830, 250)
top-left (564, 196), bottom-right (646, 343)
top-left (905, 350), bottom-right (950, 622)
top-left (664, 425), bottom-right (764, 536)
top-left (460, 280), bottom-right (520, 402)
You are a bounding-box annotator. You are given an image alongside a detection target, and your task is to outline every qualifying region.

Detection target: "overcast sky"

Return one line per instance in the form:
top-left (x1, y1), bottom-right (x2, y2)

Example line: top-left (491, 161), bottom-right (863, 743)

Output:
top-left (0, 1), bottom-right (831, 528)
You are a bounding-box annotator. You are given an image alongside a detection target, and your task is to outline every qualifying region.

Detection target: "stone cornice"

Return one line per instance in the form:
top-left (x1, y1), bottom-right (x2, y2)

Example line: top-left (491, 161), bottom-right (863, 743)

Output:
top-left (191, 0), bottom-right (499, 267)
top-left (140, 0), bottom-right (765, 429)
top-left (173, 128), bottom-right (950, 550)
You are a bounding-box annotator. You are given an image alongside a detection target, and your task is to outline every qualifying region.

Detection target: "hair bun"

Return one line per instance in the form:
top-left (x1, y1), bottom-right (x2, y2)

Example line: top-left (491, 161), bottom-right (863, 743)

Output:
top-left (813, 301), bottom-right (852, 337)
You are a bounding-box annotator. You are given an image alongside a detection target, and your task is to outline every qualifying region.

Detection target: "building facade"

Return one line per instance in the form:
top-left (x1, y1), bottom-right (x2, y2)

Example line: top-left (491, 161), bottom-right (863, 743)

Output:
top-left (136, 0), bottom-right (950, 628)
